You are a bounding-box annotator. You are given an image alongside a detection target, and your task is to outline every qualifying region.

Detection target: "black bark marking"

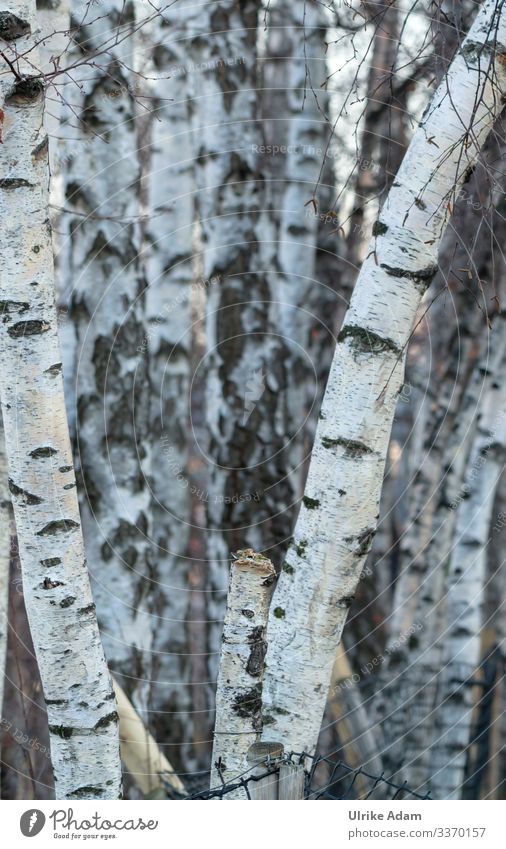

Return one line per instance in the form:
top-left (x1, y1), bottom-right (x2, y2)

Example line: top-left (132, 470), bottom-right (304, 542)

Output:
top-left (49, 724), bottom-right (73, 739)
top-left (241, 608), bottom-right (254, 619)
top-left (41, 578), bottom-right (64, 589)
top-left (380, 262), bottom-right (438, 291)
top-left (330, 437), bottom-right (373, 458)
top-left (36, 519), bottom-right (79, 536)
top-left (30, 446), bottom-right (57, 458)
top-left (0, 178), bottom-right (34, 190)
top-left (59, 465), bottom-right (73, 473)
top-left (8, 479), bottom-right (42, 505)
top-left (282, 562), bottom-right (295, 574)
top-left (232, 684), bottom-right (262, 721)
top-left (345, 526), bottom-right (377, 556)
top-left (40, 557), bottom-right (61, 567)
top-left (78, 602), bottom-right (96, 615)
top-left (372, 220), bottom-right (389, 236)
top-left (246, 626), bottom-right (267, 677)
top-left (335, 595), bottom-right (355, 609)
top-left (60, 596), bottom-right (76, 608)
top-left (295, 539), bottom-right (308, 557)
top-left (338, 324), bottom-right (402, 356)
top-left (94, 711), bottom-right (119, 730)
top-left (0, 12), bottom-right (30, 40)
top-left (273, 606), bottom-right (285, 619)
top-left (7, 320), bottom-right (50, 338)
top-left (0, 300), bottom-right (29, 317)
top-left (68, 786), bottom-right (104, 799)
top-left (302, 496), bottom-right (320, 510)
top-left (9, 76), bottom-right (44, 102)
top-left (44, 362), bottom-right (62, 376)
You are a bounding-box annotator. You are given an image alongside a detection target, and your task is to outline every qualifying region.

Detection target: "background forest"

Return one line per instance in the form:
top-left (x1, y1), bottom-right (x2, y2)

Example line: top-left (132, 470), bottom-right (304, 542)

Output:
top-left (0, 0), bottom-right (505, 802)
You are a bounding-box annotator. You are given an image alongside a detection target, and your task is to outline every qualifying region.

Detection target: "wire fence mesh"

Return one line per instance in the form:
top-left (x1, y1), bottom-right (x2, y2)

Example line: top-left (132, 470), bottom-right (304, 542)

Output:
top-left (162, 749), bottom-right (432, 800)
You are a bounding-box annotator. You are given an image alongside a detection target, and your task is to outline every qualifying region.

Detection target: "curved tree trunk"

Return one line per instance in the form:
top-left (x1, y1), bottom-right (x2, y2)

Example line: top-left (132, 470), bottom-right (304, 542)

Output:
top-left (0, 0), bottom-right (121, 798)
top-left (260, 0), bottom-right (506, 759)
top-left (62, 0), bottom-right (154, 711)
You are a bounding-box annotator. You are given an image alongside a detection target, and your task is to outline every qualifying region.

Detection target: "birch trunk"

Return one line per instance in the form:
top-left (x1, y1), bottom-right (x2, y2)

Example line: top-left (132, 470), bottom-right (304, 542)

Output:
top-left (430, 351), bottom-right (506, 798)
top-left (274, 0), bottom-right (330, 495)
top-left (377, 311), bottom-right (506, 785)
top-left (0, 412), bottom-right (10, 721)
top-left (260, 0), bottom-right (506, 759)
top-left (63, 0), bottom-right (154, 711)
top-left (211, 550), bottom-right (275, 797)
top-left (346, 0), bottom-right (405, 276)
top-left (189, 0), bottom-right (294, 667)
top-left (0, 0), bottom-right (121, 798)
top-left (141, 5), bottom-right (195, 767)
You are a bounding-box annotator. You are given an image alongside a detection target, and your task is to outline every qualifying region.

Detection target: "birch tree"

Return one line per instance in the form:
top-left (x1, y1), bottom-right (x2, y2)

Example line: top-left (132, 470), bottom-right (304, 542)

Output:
top-left (142, 3), bottom-right (195, 764)
top-left (0, 413), bottom-right (10, 721)
top-left (0, 0), bottom-right (121, 798)
top-left (62, 0), bottom-right (154, 711)
top-left (211, 550), bottom-right (275, 796)
top-left (429, 336), bottom-right (506, 798)
top-left (259, 0), bottom-right (506, 760)
top-left (190, 0), bottom-right (294, 665)
top-left (273, 0), bottom-right (330, 495)
top-left (377, 310), bottom-right (506, 787)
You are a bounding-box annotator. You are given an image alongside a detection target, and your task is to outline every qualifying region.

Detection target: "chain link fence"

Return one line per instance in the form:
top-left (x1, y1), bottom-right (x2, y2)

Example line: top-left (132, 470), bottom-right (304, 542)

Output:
top-left (162, 749), bottom-right (432, 800)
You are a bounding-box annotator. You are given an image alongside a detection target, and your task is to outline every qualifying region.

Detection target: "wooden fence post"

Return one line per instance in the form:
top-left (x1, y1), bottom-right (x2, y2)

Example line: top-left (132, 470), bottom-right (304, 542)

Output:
top-left (247, 742), bottom-right (285, 799)
top-left (278, 762), bottom-right (305, 799)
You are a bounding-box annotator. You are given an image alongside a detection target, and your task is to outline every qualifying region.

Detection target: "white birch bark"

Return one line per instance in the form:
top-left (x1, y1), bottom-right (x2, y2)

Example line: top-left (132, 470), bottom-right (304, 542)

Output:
top-left (0, 412), bottom-right (10, 721)
top-left (189, 0), bottom-right (294, 670)
top-left (62, 0), bottom-right (154, 711)
top-left (0, 0), bottom-right (121, 798)
top-left (377, 312), bottom-right (506, 787)
top-left (274, 0), bottom-right (329, 494)
top-left (260, 0), bottom-right (506, 759)
top-left (140, 6), bottom-right (195, 764)
top-left (430, 353), bottom-right (506, 799)
top-left (211, 550), bottom-right (275, 797)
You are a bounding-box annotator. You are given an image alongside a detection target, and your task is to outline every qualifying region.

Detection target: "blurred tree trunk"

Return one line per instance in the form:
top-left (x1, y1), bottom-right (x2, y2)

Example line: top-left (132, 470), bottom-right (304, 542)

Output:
top-left (142, 6), bottom-right (195, 768)
top-left (189, 0), bottom-right (294, 666)
top-left (0, 0), bottom-right (121, 798)
top-left (259, 0), bottom-right (506, 760)
top-left (63, 0), bottom-right (154, 711)
top-left (378, 310), bottom-right (506, 789)
top-left (273, 0), bottom-right (330, 496)
top-left (430, 343), bottom-right (506, 798)
top-left (346, 0), bottom-right (406, 277)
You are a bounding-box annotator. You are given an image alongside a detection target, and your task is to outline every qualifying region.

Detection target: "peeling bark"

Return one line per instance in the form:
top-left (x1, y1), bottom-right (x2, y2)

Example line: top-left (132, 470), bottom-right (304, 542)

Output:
top-left (211, 550), bottom-right (275, 797)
